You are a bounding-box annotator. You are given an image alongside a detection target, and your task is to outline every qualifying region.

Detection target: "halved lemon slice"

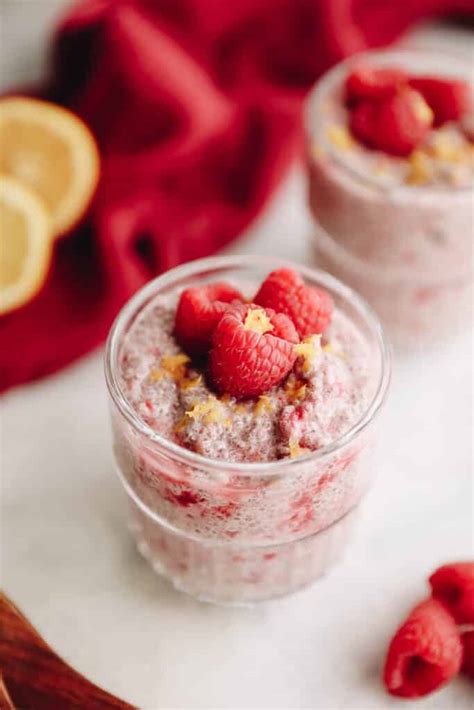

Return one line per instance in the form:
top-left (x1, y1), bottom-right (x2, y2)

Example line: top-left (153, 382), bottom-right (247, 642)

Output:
top-left (0, 97), bottom-right (99, 236)
top-left (0, 175), bottom-right (53, 315)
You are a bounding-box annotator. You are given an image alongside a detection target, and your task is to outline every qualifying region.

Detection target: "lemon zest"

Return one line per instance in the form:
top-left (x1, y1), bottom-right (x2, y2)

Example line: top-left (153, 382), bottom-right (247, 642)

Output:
top-left (285, 376), bottom-right (307, 402)
top-left (289, 440), bottom-right (311, 459)
top-left (406, 150), bottom-right (432, 186)
top-left (327, 125), bottom-right (354, 151)
top-left (180, 375), bottom-right (203, 391)
top-left (294, 334), bottom-right (322, 372)
top-left (254, 395), bottom-right (273, 417)
top-left (160, 353), bottom-right (190, 381)
top-left (186, 396), bottom-right (226, 425)
top-left (410, 92), bottom-right (433, 126)
top-left (243, 307), bottom-right (274, 334)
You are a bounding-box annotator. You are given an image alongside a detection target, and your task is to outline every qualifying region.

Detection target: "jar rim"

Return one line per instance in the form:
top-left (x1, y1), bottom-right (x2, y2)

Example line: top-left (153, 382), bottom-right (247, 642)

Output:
top-left (304, 46), bottom-right (474, 197)
top-left (105, 255), bottom-right (391, 475)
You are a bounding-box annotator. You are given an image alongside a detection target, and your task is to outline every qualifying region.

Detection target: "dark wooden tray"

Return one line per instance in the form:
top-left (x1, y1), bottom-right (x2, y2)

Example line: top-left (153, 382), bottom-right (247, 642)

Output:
top-left (0, 592), bottom-right (137, 709)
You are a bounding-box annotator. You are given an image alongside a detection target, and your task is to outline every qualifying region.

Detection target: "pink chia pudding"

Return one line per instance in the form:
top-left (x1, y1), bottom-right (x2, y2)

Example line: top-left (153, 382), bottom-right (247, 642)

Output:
top-left (305, 49), bottom-right (473, 348)
top-left (106, 256), bottom-right (390, 604)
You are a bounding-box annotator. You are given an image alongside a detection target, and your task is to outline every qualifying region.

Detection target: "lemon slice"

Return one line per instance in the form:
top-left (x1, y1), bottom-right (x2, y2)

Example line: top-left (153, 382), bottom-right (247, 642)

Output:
top-left (0, 175), bottom-right (53, 315)
top-left (0, 97), bottom-right (99, 236)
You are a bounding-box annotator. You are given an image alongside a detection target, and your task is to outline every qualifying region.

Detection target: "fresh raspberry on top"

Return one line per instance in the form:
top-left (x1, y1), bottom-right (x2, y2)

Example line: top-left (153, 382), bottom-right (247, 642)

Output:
top-left (254, 268), bottom-right (333, 338)
top-left (345, 65), bottom-right (407, 104)
top-left (209, 304), bottom-right (299, 398)
top-left (175, 282), bottom-right (243, 356)
top-left (360, 88), bottom-right (433, 156)
top-left (383, 598), bottom-right (463, 698)
top-left (349, 101), bottom-right (377, 147)
top-left (429, 561), bottom-right (474, 624)
top-left (409, 76), bottom-right (471, 127)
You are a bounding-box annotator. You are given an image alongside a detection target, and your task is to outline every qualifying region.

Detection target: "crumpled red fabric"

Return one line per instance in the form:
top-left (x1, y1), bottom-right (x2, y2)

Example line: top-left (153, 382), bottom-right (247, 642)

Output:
top-left (1, 0), bottom-right (472, 391)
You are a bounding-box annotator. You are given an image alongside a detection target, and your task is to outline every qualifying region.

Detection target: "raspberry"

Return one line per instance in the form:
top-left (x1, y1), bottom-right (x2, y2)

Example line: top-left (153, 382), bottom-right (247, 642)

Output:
top-left (461, 631), bottom-right (474, 680)
top-left (209, 304), bottom-right (299, 398)
top-left (345, 65), bottom-right (407, 104)
top-left (383, 598), bottom-right (463, 698)
top-left (429, 562), bottom-right (474, 624)
top-left (254, 268), bottom-right (334, 338)
top-left (349, 102), bottom-right (377, 147)
top-left (409, 77), bottom-right (471, 127)
top-left (175, 282), bottom-right (243, 356)
top-left (366, 89), bottom-right (433, 156)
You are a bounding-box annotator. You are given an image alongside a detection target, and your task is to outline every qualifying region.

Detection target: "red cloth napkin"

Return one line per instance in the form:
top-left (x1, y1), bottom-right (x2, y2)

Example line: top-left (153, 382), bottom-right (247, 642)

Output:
top-left (1, 0), bottom-right (472, 391)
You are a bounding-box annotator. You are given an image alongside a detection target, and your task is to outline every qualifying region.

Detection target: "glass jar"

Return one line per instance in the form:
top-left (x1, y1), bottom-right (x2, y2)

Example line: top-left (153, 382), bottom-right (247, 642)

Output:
top-left (305, 49), bottom-right (473, 348)
top-left (105, 256), bottom-right (390, 604)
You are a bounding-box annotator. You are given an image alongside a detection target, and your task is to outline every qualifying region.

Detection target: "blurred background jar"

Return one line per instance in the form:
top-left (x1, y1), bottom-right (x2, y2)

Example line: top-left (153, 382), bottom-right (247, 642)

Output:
top-left (305, 49), bottom-right (473, 349)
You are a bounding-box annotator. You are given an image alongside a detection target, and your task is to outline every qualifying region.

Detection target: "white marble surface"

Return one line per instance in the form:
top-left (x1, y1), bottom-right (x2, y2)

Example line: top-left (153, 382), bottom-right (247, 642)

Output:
top-left (1, 4), bottom-right (473, 708)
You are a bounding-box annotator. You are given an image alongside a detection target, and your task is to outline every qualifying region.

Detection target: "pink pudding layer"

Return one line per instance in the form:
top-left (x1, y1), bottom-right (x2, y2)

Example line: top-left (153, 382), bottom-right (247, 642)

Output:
top-left (306, 51), bottom-right (474, 348)
top-left (109, 277), bottom-right (382, 604)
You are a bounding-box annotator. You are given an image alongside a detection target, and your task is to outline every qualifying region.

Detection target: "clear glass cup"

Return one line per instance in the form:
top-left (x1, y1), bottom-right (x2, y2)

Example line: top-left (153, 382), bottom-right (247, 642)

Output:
top-left (105, 256), bottom-right (391, 604)
top-left (304, 48), bottom-right (473, 348)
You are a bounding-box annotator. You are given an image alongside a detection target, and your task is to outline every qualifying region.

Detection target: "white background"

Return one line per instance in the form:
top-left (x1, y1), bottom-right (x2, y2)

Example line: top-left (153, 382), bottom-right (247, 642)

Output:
top-left (1, 3), bottom-right (473, 708)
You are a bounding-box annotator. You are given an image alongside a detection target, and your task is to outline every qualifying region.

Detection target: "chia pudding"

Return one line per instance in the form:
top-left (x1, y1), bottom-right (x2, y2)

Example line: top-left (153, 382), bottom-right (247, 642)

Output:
top-left (106, 256), bottom-right (390, 604)
top-left (305, 49), bottom-right (473, 348)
